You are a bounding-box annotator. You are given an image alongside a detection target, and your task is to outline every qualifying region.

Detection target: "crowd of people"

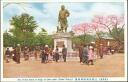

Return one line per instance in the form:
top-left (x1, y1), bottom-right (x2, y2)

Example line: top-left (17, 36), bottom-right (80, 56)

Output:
top-left (79, 44), bottom-right (95, 65)
top-left (40, 45), bottom-right (67, 63)
top-left (5, 43), bottom-right (115, 65)
top-left (78, 43), bottom-right (115, 65)
top-left (4, 44), bottom-right (67, 64)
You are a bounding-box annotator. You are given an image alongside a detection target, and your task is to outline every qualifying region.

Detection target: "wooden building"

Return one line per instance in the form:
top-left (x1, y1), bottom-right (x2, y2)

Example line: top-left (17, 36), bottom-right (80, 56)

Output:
top-left (95, 36), bottom-right (124, 53)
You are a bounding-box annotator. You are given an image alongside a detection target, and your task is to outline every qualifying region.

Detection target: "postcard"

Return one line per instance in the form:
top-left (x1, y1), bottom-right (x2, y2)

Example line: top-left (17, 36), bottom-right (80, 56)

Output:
top-left (0, 0), bottom-right (127, 81)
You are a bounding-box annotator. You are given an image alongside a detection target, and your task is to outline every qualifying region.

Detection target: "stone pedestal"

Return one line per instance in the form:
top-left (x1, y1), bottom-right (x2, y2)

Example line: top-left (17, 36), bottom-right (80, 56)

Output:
top-left (53, 32), bottom-right (73, 52)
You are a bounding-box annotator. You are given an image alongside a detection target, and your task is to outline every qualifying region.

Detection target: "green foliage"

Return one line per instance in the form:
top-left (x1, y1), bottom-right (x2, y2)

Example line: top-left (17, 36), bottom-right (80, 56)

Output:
top-left (4, 13), bottom-right (53, 47)
top-left (110, 27), bottom-right (124, 42)
top-left (3, 32), bottom-right (13, 47)
top-left (72, 34), bottom-right (95, 45)
top-left (36, 33), bottom-right (53, 47)
top-left (3, 32), bottom-right (19, 47)
top-left (10, 13), bottom-right (38, 43)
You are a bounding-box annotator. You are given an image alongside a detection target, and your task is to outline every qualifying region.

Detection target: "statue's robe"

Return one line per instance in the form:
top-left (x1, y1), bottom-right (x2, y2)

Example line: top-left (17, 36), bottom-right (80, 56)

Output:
top-left (58, 9), bottom-right (70, 32)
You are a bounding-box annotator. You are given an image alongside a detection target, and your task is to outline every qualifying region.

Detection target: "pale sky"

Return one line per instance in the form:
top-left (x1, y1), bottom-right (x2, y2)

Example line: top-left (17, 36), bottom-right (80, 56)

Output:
top-left (3, 2), bottom-right (124, 34)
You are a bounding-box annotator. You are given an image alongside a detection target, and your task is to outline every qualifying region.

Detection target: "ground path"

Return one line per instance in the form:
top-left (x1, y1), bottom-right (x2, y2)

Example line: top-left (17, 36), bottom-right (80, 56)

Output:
top-left (3, 53), bottom-right (124, 77)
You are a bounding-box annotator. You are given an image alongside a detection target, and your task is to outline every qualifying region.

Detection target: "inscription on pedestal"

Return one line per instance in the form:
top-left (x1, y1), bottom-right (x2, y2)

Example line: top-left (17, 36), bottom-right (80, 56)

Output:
top-left (56, 41), bottom-right (64, 48)
top-left (53, 32), bottom-right (73, 52)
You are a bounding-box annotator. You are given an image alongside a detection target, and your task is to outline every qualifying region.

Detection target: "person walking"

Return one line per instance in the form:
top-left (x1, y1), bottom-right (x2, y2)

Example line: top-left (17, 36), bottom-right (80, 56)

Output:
top-left (78, 45), bottom-right (83, 63)
top-left (88, 46), bottom-right (94, 65)
top-left (44, 45), bottom-right (49, 63)
top-left (103, 46), bottom-right (108, 55)
top-left (12, 47), bottom-right (17, 62)
top-left (99, 44), bottom-right (104, 59)
top-left (55, 46), bottom-right (59, 62)
top-left (62, 45), bottom-right (67, 62)
top-left (16, 44), bottom-right (21, 64)
top-left (41, 48), bottom-right (46, 63)
top-left (5, 48), bottom-right (11, 63)
top-left (82, 44), bottom-right (88, 64)
top-left (48, 48), bottom-right (53, 62)
top-left (24, 47), bottom-right (29, 61)
top-left (34, 48), bottom-right (38, 60)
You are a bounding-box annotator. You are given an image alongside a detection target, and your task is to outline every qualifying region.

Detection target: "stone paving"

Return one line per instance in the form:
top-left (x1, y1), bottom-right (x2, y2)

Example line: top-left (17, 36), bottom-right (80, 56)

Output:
top-left (3, 53), bottom-right (124, 78)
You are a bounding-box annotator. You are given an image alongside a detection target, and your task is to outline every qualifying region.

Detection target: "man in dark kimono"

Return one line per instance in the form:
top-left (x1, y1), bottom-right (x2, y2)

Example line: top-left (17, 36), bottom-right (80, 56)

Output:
top-left (55, 46), bottom-right (59, 62)
top-left (16, 44), bottom-right (21, 64)
top-left (5, 48), bottom-right (11, 63)
top-left (62, 45), bottom-right (67, 62)
top-left (12, 47), bottom-right (17, 62)
top-left (99, 44), bottom-right (104, 59)
top-left (82, 44), bottom-right (88, 64)
top-left (24, 47), bottom-right (29, 61)
top-left (79, 45), bottom-right (83, 63)
top-left (41, 48), bottom-right (46, 63)
top-left (44, 45), bottom-right (49, 63)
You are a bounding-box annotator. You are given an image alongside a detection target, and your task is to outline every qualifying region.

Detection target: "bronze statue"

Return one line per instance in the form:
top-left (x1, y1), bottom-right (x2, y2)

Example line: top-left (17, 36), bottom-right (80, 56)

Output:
top-left (58, 5), bottom-right (70, 32)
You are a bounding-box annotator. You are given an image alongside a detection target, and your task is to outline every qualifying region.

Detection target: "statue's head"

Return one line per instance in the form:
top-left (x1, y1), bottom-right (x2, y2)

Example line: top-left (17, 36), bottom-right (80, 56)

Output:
top-left (61, 5), bottom-right (65, 10)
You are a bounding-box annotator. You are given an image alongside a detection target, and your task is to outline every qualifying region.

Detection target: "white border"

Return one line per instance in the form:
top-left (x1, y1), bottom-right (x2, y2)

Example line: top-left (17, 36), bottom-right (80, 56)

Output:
top-left (1, 1), bottom-right (4, 81)
top-left (1, 0), bottom-right (125, 3)
top-left (1, 0), bottom-right (127, 81)
top-left (124, 0), bottom-right (127, 80)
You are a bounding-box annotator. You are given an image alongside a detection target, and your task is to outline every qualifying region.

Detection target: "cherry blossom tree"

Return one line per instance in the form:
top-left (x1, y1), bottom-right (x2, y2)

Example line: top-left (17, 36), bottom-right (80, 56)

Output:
top-left (92, 15), bottom-right (124, 43)
top-left (72, 15), bottom-right (124, 51)
top-left (72, 23), bottom-right (91, 35)
top-left (72, 23), bottom-right (92, 43)
top-left (90, 15), bottom-right (125, 52)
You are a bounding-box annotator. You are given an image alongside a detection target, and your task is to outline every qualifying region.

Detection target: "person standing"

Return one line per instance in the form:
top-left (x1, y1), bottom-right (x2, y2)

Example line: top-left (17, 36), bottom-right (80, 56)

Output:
top-left (55, 46), bottom-right (59, 62)
top-left (44, 45), bottom-right (49, 63)
top-left (82, 44), bottom-right (88, 64)
top-left (12, 47), bottom-right (17, 62)
top-left (62, 45), bottom-right (67, 62)
top-left (88, 46), bottom-right (94, 65)
top-left (16, 44), bottom-right (21, 64)
top-left (78, 45), bottom-right (83, 63)
top-left (41, 48), bottom-right (46, 63)
top-left (103, 46), bottom-right (108, 55)
top-left (5, 48), bottom-right (11, 63)
top-left (34, 48), bottom-right (38, 60)
top-left (99, 44), bottom-right (104, 59)
top-left (48, 48), bottom-right (53, 62)
top-left (24, 47), bottom-right (29, 61)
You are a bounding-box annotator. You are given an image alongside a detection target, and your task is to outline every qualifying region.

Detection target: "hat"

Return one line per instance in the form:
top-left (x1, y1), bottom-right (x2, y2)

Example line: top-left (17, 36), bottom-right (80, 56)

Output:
top-left (45, 45), bottom-right (48, 47)
top-left (89, 46), bottom-right (93, 49)
top-left (17, 44), bottom-right (20, 46)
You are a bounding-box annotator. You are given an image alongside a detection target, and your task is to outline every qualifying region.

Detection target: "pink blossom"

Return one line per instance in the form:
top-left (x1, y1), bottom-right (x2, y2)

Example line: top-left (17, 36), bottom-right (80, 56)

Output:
top-left (72, 15), bottom-right (124, 35)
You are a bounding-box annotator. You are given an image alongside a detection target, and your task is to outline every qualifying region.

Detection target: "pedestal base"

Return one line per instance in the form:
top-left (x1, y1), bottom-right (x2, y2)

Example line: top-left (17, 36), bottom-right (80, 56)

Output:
top-left (53, 32), bottom-right (73, 52)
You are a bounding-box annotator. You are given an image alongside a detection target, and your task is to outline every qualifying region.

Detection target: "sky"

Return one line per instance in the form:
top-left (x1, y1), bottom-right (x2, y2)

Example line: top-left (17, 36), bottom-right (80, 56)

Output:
top-left (3, 2), bottom-right (124, 34)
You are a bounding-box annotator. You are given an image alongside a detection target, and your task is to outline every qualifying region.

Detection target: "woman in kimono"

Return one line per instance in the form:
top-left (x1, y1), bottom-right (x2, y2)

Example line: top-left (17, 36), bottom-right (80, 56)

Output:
top-left (88, 46), bottom-right (95, 65)
top-left (48, 48), bottom-right (53, 62)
